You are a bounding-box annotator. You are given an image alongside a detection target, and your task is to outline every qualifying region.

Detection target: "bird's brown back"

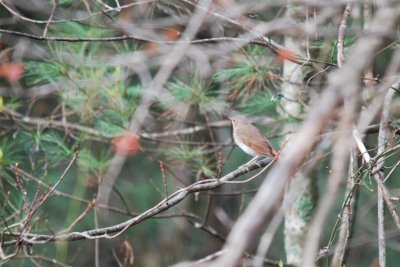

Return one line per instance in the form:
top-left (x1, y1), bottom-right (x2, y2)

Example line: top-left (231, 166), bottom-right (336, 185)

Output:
top-left (234, 119), bottom-right (278, 158)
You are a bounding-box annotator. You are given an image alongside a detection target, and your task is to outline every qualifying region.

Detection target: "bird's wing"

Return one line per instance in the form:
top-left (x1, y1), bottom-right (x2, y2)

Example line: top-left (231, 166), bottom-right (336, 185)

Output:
top-left (237, 126), bottom-right (277, 157)
top-left (250, 139), bottom-right (277, 158)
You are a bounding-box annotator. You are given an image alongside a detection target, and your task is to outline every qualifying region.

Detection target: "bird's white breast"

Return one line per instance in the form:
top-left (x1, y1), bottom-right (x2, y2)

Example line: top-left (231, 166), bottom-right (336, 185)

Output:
top-left (233, 130), bottom-right (257, 157)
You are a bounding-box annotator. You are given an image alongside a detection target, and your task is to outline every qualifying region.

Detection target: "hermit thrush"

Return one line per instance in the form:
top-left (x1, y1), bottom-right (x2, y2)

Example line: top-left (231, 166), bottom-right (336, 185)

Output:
top-left (230, 116), bottom-right (278, 162)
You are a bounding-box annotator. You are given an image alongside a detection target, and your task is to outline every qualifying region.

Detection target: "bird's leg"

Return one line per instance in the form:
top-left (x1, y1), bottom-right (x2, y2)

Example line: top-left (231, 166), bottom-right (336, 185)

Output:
top-left (247, 156), bottom-right (261, 165)
top-left (240, 156), bottom-right (261, 171)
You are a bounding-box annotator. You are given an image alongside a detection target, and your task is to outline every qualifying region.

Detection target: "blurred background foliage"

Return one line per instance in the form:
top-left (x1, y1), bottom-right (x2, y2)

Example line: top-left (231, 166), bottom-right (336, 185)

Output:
top-left (0, 1), bottom-right (399, 267)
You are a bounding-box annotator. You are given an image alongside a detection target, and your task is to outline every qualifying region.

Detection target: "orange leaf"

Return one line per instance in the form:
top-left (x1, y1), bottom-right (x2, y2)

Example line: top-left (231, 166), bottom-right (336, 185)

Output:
top-left (143, 42), bottom-right (159, 55)
top-left (0, 62), bottom-right (24, 82)
top-left (163, 26), bottom-right (181, 41)
top-left (112, 133), bottom-right (140, 155)
top-left (214, 0), bottom-right (234, 6)
top-left (276, 47), bottom-right (297, 63)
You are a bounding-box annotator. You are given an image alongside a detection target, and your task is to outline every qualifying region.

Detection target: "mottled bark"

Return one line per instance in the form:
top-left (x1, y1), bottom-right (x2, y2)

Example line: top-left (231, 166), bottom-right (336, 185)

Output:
top-left (281, 5), bottom-right (316, 266)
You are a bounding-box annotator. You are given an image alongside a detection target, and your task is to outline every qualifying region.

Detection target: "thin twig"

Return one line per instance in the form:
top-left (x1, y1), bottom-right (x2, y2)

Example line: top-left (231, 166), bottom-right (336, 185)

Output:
top-left (337, 4), bottom-right (352, 68)
top-left (42, 0), bottom-right (57, 37)
top-left (210, 5), bottom-right (400, 265)
top-left (0, 27), bottom-right (310, 65)
top-left (0, 0), bottom-right (155, 24)
top-left (22, 147), bottom-right (79, 229)
top-left (2, 159), bottom-right (274, 246)
top-left (329, 5), bottom-right (355, 267)
top-left (353, 129), bottom-right (400, 231)
top-left (59, 198), bottom-right (96, 234)
top-left (331, 150), bottom-right (359, 267)
top-left (376, 86), bottom-right (396, 267)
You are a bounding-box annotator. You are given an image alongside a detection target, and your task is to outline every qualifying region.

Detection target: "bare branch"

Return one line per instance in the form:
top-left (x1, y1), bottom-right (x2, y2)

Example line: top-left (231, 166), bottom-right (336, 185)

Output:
top-left (2, 159), bottom-right (273, 246)
top-left (336, 4), bottom-right (352, 68)
top-left (376, 85), bottom-right (396, 267)
top-left (209, 5), bottom-right (400, 266)
top-left (353, 129), bottom-right (400, 230)
top-left (331, 151), bottom-right (359, 267)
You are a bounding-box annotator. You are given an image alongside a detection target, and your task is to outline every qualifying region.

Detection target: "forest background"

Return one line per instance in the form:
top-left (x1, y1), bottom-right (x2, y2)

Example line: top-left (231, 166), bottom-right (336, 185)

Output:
top-left (0, 1), bottom-right (400, 267)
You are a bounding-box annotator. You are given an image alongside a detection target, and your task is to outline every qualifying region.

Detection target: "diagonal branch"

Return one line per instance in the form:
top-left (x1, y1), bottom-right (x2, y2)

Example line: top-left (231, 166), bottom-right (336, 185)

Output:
top-left (208, 4), bottom-right (400, 266)
top-left (353, 129), bottom-right (400, 230)
top-left (2, 159), bottom-right (273, 246)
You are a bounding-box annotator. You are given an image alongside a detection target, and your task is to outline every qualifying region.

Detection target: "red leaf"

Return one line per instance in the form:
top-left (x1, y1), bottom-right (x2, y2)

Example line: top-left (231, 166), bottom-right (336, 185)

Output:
top-left (112, 133), bottom-right (140, 155)
top-left (0, 62), bottom-right (24, 82)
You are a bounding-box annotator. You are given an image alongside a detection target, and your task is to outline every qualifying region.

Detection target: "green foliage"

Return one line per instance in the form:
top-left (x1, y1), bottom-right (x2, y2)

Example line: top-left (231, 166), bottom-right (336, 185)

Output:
top-left (58, 0), bottom-right (75, 7)
top-left (310, 36), bottom-right (357, 64)
top-left (0, 137), bottom-right (22, 165)
top-left (50, 22), bottom-right (112, 38)
top-left (97, 84), bottom-right (142, 128)
top-left (18, 130), bottom-right (73, 169)
top-left (95, 121), bottom-right (126, 136)
top-left (331, 36), bottom-right (357, 63)
top-left (166, 76), bottom-right (219, 113)
top-left (77, 149), bottom-right (110, 174)
top-left (5, 97), bottom-right (23, 110)
top-left (0, 135), bottom-right (24, 187)
top-left (24, 60), bottom-right (68, 86)
top-left (40, 131), bottom-right (72, 159)
top-left (24, 39), bottom-right (142, 129)
top-left (5, 2), bottom-right (399, 267)
top-left (166, 145), bottom-right (216, 178)
top-left (91, 83), bottom-right (141, 133)
top-left (242, 91), bottom-right (277, 115)
top-left (214, 46), bottom-right (277, 103)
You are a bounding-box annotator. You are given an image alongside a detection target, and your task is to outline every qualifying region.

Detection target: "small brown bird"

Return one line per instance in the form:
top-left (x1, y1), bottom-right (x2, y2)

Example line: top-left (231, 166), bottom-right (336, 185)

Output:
top-left (230, 116), bottom-right (278, 162)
